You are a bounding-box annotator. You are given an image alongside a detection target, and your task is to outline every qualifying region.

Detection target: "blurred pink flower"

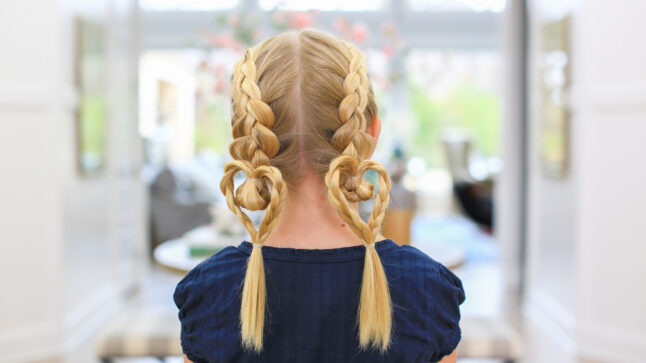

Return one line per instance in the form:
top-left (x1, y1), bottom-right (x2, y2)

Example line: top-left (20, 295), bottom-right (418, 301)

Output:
top-left (214, 80), bottom-right (226, 93)
top-left (382, 45), bottom-right (394, 59)
top-left (212, 34), bottom-right (233, 48)
top-left (213, 64), bottom-right (225, 75)
top-left (351, 22), bottom-right (369, 43)
top-left (228, 14), bottom-right (240, 27)
top-left (290, 12), bottom-right (313, 29)
top-left (333, 18), bottom-right (350, 33)
top-left (381, 21), bottom-right (396, 36)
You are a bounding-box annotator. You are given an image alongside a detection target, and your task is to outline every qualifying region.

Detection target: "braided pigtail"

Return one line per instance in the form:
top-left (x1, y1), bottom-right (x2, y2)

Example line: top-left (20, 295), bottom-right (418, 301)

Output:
top-left (220, 47), bottom-right (287, 352)
top-left (324, 44), bottom-right (393, 353)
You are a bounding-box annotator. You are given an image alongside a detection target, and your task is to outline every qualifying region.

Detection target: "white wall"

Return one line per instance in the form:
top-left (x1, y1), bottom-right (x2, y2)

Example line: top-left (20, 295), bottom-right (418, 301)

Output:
top-left (0, 1), bottom-right (145, 361)
top-left (0, 0), bottom-right (66, 359)
top-left (524, 0), bottom-right (646, 361)
top-left (572, 1), bottom-right (646, 360)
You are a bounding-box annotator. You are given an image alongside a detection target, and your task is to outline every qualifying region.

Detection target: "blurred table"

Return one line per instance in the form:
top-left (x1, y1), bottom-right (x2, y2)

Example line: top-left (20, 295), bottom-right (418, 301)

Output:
top-left (413, 242), bottom-right (466, 270)
top-left (154, 225), bottom-right (466, 274)
top-left (153, 225), bottom-right (243, 274)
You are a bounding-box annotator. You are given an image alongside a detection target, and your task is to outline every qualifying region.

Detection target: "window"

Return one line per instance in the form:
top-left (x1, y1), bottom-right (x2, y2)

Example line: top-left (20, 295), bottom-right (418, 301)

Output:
top-left (406, 50), bottom-right (501, 167)
top-left (408, 0), bottom-right (506, 12)
top-left (260, 0), bottom-right (386, 11)
top-left (140, 0), bottom-right (238, 11)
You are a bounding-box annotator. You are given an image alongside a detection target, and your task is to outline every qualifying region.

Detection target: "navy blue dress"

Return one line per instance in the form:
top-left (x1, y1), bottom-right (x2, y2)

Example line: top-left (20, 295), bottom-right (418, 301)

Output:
top-left (174, 239), bottom-right (465, 362)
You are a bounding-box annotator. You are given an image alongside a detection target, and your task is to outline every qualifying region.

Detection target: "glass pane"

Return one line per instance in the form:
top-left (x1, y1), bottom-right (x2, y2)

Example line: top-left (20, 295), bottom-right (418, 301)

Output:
top-left (408, 0), bottom-right (506, 12)
top-left (140, 0), bottom-right (238, 11)
top-left (406, 50), bottom-right (501, 168)
top-left (139, 48), bottom-right (241, 165)
top-left (260, 0), bottom-right (385, 11)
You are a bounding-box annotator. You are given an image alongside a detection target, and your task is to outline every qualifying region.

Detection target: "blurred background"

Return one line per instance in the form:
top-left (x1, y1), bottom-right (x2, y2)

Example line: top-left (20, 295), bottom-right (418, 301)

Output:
top-left (1, 0), bottom-right (645, 362)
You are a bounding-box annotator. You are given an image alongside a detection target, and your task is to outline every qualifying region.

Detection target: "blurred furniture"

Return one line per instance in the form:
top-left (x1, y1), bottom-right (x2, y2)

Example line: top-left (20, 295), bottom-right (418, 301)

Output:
top-left (442, 130), bottom-right (495, 229)
top-left (443, 130), bottom-right (475, 184)
top-left (382, 149), bottom-right (417, 244)
top-left (457, 316), bottom-right (524, 362)
top-left (150, 168), bottom-right (212, 248)
top-left (95, 308), bottom-right (182, 362)
top-left (382, 209), bottom-right (415, 244)
top-left (383, 181), bottom-right (417, 245)
top-left (413, 242), bottom-right (465, 270)
top-left (155, 224), bottom-right (466, 272)
top-left (154, 224), bottom-right (242, 273)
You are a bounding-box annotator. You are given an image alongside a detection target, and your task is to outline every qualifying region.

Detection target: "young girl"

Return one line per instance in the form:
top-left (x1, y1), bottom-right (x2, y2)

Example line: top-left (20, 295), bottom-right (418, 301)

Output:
top-left (174, 30), bottom-right (465, 363)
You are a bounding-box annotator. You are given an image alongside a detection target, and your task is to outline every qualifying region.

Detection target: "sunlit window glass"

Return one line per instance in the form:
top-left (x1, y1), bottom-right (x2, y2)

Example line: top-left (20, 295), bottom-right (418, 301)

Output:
top-left (140, 0), bottom-right (238, 11)
top-left (408, 0), bottom-right (506, 12)
top-left (406, 50), bottom-right (501, 167)
top-left (260, 0), bottom-right (385, 11)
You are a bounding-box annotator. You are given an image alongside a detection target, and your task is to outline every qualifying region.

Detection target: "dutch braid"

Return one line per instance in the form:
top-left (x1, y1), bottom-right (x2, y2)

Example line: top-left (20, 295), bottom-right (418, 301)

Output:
top-left (220, 47), bottom-right (287, 352)
top-left (220, 30), bottom-right (393, 355)
top-left (324, 43), bottom-right (393, 352)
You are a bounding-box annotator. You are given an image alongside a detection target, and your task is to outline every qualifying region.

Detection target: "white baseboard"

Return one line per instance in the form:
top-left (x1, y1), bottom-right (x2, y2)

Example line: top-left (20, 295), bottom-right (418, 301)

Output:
top-left (0, 281), bottom-right (131, 362)
top-left (524, 287), bottom-right (646, 362)
top-left (578, 323), bottom-right (646, 363)
top-left (0, 321), bottom-right (60, 363)
top-left (0, 82), bottom-right (78, 111)
top-left (62, 282), bottom-right (127, 352)
top-left (523, 287), bottom-right (577, 353)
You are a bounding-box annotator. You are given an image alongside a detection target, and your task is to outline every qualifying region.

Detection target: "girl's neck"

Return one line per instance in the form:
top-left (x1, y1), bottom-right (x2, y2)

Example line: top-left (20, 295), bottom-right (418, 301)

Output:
top-left (263, 173), bottom-right (383, 250)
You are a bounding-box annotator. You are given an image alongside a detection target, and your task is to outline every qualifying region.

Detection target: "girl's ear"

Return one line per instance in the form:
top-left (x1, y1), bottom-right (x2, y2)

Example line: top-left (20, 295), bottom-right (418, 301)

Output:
top-left (367, 116), bottom-right (382, 154)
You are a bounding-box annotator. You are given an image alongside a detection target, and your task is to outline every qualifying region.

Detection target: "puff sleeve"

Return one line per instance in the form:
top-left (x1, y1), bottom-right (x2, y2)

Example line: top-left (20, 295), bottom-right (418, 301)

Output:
top-left (428, 264), bottom-right (466, 362)
top-left (173, 266), bottom-right (209, 363)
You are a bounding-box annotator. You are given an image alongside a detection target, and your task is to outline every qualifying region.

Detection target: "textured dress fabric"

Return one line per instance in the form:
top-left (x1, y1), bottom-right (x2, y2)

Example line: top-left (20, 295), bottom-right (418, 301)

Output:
top-left (174, 239), bottom-right (465, 363)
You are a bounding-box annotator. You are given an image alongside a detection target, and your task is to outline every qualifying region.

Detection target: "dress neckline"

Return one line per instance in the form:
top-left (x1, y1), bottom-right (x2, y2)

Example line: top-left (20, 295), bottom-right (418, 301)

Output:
top-left (236, 239), bottom-right (399, 262)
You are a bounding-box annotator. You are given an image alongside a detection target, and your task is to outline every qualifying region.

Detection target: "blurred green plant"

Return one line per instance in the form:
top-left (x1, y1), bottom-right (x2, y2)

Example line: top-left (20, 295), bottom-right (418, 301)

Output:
top-left (408, 80), bottom-right (500, 167)
top-left (194, 95), bottom-right (232, 152)
top-left (78, 94), bottom-right (106, 172)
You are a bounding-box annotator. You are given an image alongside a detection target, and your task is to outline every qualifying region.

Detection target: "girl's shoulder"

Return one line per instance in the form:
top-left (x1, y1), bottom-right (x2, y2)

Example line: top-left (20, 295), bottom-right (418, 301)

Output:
top-left (172, 245), bottom-right (248, 363)
top-left (384, 243), bottom-right (466, 361)
top-left (173, 245), bottom-right (247, 302)
top-left (386, 243), bottom-right (465, 297)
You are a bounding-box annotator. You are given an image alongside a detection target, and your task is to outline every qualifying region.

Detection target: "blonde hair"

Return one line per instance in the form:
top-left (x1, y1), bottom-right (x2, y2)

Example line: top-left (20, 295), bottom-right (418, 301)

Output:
top-left (220, 30), bottom-right (392, 353)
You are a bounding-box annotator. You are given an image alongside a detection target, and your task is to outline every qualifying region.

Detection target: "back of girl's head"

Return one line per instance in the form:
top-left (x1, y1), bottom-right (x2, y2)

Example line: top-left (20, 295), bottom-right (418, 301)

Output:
top-left (221, 29), bottom-right (392, 354)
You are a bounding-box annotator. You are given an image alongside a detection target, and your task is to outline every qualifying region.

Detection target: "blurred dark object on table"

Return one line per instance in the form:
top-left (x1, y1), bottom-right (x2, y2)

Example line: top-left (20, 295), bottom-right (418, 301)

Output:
top-left (443, 130), bottom-right (498, 231)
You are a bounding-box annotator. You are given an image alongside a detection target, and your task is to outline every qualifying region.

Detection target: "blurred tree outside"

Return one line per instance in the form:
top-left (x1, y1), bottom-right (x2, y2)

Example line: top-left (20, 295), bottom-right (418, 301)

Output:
top-left (194, 94), bottom-right (231, 152)
top-left (407, 51), bottom-right (500, 168)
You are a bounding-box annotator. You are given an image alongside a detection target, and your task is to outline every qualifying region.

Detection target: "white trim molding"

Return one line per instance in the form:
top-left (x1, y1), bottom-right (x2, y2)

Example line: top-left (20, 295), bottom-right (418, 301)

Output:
top-left (578, 323), bottom-right (646, 363)
top-left (0, 82), bottom-right (78, 112)
top-left (0, 321), bottom-right (60, 363)
top-left (523, 287), bottom-right (577, 354)
top-left (0, 283), bottom-right (127, 363)
top-left (570, 82), bottom-right (646, 113)
top-left (63, 283), bottom-right (126, 352)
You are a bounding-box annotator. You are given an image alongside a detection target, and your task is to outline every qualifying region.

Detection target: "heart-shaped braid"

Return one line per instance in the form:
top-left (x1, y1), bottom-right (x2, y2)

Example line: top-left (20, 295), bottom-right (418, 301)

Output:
top-left (221, 30), bottom-right (393, 354)
top-left (325, 42), bottom-right (393, 352)
top-left (220, 47), bottom-right (286, 352)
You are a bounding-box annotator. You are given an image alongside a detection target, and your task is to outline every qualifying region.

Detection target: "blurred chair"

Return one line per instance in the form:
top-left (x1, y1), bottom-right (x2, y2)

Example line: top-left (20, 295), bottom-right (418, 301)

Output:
top-left (442, 130), bottom-right (474, 185)
top-left (442, 130), bottom-right (494, 229)
top-left (150, 168), bottom-right (211, 248)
